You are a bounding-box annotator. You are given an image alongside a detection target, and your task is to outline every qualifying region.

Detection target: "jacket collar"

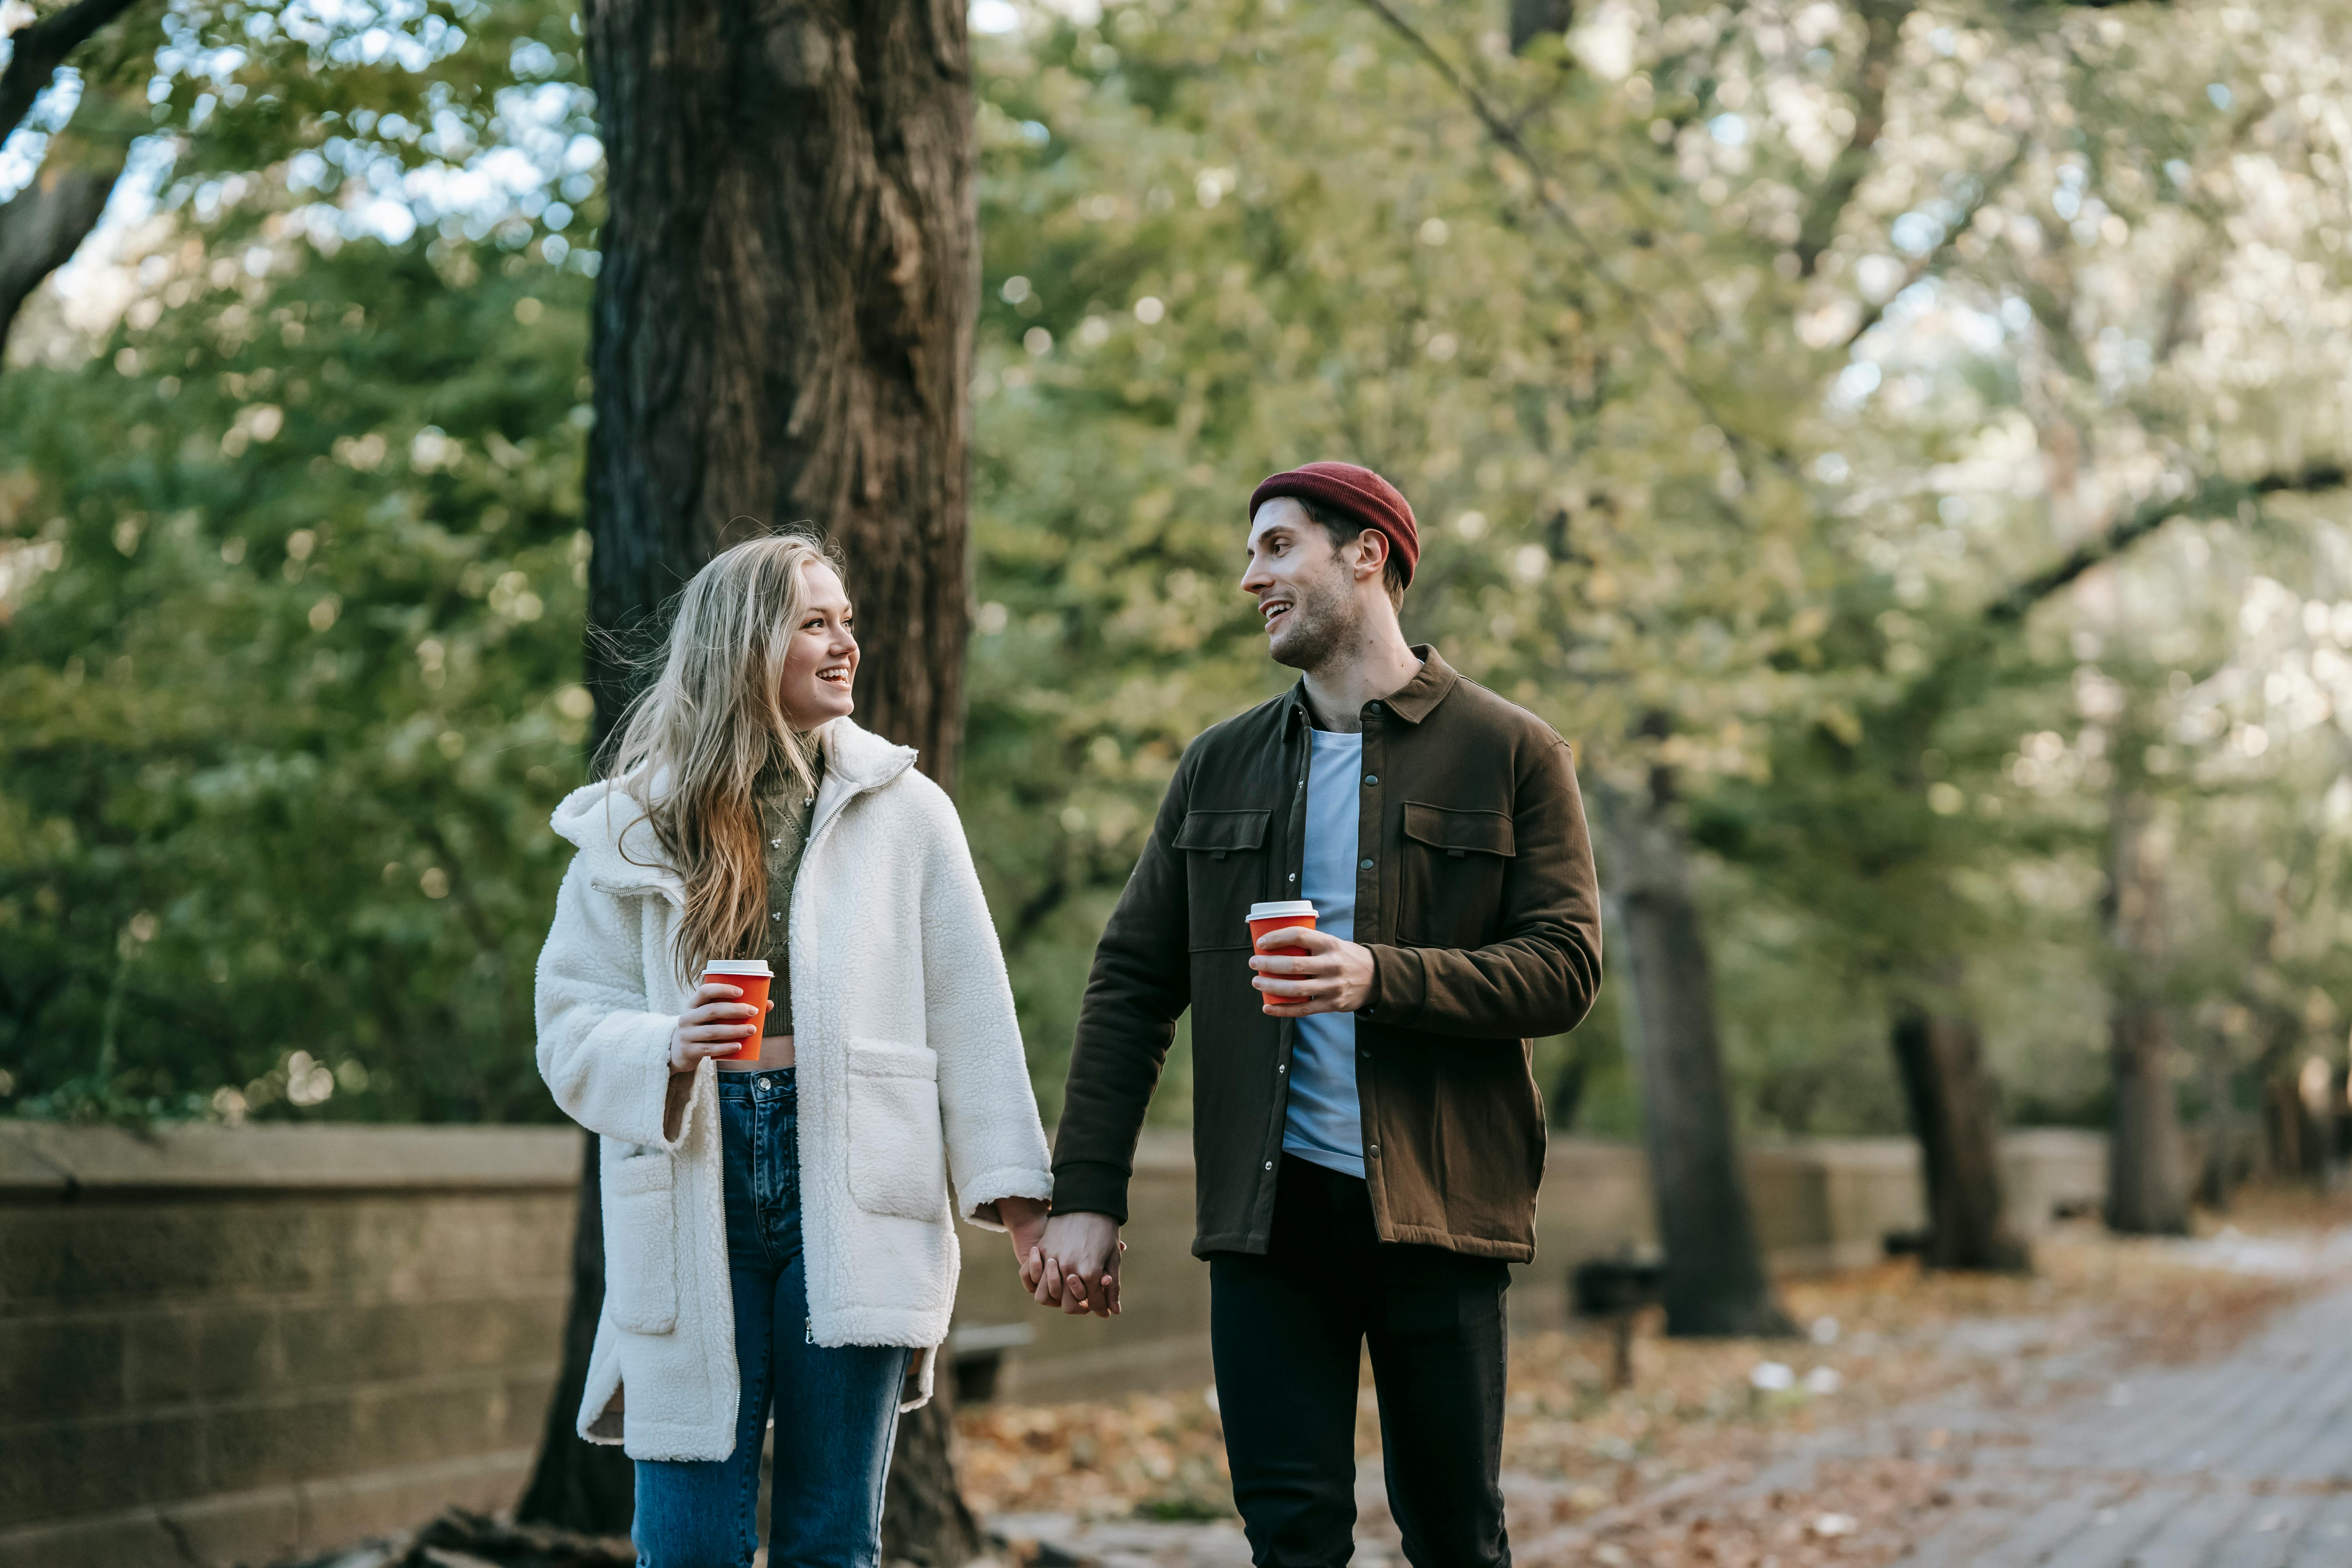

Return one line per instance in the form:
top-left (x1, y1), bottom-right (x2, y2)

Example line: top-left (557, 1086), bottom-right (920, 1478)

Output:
top-left (550, 718), bottom-right (919, 907)
top-left (1283, 644), bottom-right (1461, 734)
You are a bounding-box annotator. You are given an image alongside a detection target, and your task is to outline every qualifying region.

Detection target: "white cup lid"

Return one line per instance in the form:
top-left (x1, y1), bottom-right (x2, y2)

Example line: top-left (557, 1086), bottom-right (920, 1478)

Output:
top-left (1247, 900), bottom-right (1317, 920)
top-left (703, 959), bottom-right (773, 976)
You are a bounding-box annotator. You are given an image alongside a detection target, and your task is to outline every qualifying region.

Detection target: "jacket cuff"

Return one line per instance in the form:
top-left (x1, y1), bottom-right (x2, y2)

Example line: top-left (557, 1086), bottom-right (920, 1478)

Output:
top-left (1361, 945), bottom-right (1425, 1023)
top-left (1048, 1159), bottom-right (1132, 1226)
top-left (955, 1166), bottom-right (1053, 1230)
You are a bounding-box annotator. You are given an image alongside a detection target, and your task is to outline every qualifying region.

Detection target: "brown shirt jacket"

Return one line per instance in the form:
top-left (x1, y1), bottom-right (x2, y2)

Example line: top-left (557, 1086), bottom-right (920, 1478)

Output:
top-left (1052, 647), bottom-right (1604, 1262)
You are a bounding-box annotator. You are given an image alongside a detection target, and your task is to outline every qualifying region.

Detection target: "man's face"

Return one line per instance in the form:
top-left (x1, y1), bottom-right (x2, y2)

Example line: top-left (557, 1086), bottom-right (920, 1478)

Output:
top-left (1241, 497), bottom-right (1363, 670)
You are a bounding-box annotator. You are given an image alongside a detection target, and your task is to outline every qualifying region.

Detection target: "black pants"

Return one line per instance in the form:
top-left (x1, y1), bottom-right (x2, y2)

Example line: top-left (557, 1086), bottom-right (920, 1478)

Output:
top-left (1209, 1155), bottom-right (1512, 1568)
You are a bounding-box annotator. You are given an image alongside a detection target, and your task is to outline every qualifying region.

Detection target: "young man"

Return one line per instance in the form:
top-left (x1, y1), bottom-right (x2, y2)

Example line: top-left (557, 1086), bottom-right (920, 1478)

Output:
top-left (1034, 463), bottom-right (1604, 1566)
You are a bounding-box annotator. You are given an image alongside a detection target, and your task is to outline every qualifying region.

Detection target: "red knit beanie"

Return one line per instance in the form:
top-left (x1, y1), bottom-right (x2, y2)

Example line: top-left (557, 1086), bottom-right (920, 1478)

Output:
top-left (1248, 462), bottom-right (1421, 587)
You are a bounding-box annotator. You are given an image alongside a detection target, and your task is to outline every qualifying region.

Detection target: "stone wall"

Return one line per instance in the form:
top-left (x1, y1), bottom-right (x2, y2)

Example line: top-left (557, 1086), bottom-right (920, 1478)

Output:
top-left (0, 1120), bottom-right (2106, 1568)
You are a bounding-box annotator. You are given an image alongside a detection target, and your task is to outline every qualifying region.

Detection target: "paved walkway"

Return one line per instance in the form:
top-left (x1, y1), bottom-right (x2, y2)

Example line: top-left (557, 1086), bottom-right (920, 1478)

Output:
top-left (1882, 1281), bottom-right (2352, 1567)
top-left (987, 1274), bottom-right (2352, 1568)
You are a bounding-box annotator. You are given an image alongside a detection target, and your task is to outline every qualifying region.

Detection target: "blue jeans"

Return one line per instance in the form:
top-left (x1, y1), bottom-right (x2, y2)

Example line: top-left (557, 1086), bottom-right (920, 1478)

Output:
top-left (633, 1067), bottom-right (912, 1568)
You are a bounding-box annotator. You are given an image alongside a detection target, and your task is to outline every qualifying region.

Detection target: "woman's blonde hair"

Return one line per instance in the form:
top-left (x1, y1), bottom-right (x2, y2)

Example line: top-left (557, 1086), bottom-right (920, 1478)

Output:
top-left (602, 530), bottom-right (845, 985)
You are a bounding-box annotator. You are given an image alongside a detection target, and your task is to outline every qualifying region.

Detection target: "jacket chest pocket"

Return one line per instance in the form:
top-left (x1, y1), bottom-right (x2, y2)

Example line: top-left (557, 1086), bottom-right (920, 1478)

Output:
top-left (1401, 802), bottom-right (1515, 948)
top-left (846, 1040), bottom-right (947, 1221)
top-left (1173, 809), bottom-right (1272, 950)
top-left (602, 1149), bottom-right (678, 1335)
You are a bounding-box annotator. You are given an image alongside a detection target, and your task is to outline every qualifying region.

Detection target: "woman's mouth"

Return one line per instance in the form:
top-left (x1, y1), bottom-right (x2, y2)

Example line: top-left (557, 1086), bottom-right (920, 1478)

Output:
top-left (817, 665), bottom-right (852, 687)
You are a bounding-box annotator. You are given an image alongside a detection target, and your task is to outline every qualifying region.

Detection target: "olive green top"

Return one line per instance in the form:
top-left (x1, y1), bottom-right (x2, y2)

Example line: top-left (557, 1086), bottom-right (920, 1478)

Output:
top-left (757, 750), bottom-right (824, 1034)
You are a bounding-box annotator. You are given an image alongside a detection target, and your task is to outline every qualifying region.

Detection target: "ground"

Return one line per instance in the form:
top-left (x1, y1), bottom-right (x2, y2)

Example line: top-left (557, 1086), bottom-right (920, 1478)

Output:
top-left (958, 1186), bottom-right (2352, 1568)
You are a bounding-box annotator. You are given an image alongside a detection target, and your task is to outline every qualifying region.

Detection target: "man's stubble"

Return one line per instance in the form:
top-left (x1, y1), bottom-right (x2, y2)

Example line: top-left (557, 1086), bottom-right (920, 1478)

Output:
top-left (1266, 559), bottom-right (1363, 676)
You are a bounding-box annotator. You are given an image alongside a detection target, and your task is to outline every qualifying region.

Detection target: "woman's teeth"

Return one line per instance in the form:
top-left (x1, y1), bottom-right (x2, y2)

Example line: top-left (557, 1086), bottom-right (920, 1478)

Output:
top-left (818, 667), bottom-right (850, 684)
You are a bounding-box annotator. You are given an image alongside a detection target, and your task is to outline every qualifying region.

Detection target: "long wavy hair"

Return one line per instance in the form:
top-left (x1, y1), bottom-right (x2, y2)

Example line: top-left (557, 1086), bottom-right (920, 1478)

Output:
top-left (601, 530), bottom-right (844, 985)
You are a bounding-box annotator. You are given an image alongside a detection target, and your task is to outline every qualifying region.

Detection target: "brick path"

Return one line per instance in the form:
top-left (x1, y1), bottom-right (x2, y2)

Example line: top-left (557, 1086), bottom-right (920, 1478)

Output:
top-left (986, 1274), bottom-right (2352, 1568)
top-left (1884, 1281), bottom-right (2352, 1567)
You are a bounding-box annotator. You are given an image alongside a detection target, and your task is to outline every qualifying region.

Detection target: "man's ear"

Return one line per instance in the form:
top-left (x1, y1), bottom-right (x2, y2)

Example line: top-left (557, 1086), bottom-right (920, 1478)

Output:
top-left (1350, 527), bottom-right (1391, 583)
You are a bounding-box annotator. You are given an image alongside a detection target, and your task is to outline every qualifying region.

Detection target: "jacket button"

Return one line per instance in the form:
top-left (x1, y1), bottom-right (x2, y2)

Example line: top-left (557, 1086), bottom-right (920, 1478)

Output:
top-left (1368, 1145), bottom-right (1380, 1158)
top-left (1359, 858), bottom-right (1374, 870)
top-left (1367, 702), bottom-right (1383, 714)
top-left (1364, 775), bottom-right (1377, 786)
top-left (1265, 1161), bottom-right (1274, 1171)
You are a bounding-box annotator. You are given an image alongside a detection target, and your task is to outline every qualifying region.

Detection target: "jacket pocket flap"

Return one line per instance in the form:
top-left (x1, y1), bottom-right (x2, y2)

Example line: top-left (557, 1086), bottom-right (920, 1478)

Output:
top-left (1403, 802), bottom-right (1516, 857)
top-left (608, 1150), bottom-right (674, 1196)
top-left (1173, 809), bottom-right (1270, 856)
top-left (848, 1038), bottom-right (940, 1080)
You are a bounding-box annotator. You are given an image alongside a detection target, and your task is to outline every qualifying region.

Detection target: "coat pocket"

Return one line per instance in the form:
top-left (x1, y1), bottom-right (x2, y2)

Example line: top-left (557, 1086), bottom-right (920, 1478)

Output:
top-left (601, 1147), bottom-right (679, 1334)
top-left (1173, 808), bottom-right (1272, 950)
top-left (845, 1039), bottom-right (949, 1221)
top-left (1401, 802), bottom-right (1517, 948)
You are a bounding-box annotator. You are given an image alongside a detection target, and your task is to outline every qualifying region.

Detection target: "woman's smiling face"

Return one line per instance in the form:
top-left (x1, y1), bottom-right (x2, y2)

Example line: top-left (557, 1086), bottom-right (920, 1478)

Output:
top-left (777, 561), bottom-right (857, 730)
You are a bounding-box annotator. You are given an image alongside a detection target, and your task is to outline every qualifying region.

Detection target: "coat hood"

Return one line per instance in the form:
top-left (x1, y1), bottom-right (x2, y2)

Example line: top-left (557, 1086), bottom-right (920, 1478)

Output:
top-left (550, 718), bottom-right (920, 904)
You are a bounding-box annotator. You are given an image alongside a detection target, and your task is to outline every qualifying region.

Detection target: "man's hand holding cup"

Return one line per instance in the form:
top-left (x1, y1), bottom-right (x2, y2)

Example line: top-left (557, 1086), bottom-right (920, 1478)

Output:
top-left (1247, 902), bottom-right (1374, 1018)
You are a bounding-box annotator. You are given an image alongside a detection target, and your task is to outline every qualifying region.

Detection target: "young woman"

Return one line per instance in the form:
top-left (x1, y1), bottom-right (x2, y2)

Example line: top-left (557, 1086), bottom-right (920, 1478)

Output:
top-left (535, 532), bottom-right (1051, 1568)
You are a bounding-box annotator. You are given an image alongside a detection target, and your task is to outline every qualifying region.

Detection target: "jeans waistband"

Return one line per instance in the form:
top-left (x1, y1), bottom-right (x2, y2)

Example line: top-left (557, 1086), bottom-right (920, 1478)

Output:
top-left (716, 1064), bottom-right (797, 1100)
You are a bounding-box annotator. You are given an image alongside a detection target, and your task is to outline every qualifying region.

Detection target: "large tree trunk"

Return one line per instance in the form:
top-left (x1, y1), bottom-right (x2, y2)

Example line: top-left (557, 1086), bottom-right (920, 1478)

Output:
top-left (1600, 764), bottom-right (1793, 1338)
top-left (516, 1131), bottom-right (635, 1532)
top-left (2103, 786), bottom-right (2190, 1235)
top-left (1891, 1001), bottom-right (2030, 1272)
top-left (577, 0), bottom-right (976, 782)
top-left (525, 0), bottom-right (981, 1544)
top-left (882, 1372), bottom-right (982, 1566)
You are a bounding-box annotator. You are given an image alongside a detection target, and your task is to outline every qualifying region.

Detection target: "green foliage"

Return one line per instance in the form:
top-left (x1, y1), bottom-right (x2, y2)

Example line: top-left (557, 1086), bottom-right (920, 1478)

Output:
top-left (7, 0), bottom-right (2352, 1150)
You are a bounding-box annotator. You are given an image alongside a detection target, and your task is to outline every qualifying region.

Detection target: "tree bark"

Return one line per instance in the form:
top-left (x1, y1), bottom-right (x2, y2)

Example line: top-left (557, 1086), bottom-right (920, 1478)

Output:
top-left (525, 0), bottom-right (982, 1543)
top-left (579, 0), bottom-right (976, 787)
top-left (1599, 764), bottom-right (1793, 1338)
top-left (0, 166), bottom-right (117, 353)
top-left (0, 0), bottom-right (153, 358)
top-left (2103, 786), bottom-right (2190, 1235)
top-left (1890, 1003), bottom-right (2030, 1272)
top-left (882, 1374), bottom-right (982, 1566)
top-left (515, 1131), bottom-right (635, 1532)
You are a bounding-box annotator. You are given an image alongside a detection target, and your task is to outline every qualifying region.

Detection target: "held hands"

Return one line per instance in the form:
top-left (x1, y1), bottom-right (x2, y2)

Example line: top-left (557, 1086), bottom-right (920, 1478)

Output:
top-left (995, 1196), bottom-right (1050, 1287)
top-left (1028, 1211), bottom-right (1125, 1317)
top-left (1250, 925), bottom-right (1376, 1017)
top-left (668, 982), bottom-right (771, 1073)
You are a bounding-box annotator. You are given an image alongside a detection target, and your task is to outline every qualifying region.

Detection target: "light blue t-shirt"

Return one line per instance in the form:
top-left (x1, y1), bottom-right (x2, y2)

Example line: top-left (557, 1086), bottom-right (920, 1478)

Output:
top-left (1282, 728), bottom-right (1365, 1180)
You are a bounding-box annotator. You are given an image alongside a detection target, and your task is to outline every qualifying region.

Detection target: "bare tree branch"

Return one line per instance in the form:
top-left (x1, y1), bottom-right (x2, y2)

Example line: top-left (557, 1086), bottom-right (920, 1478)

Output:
top-left (0, 0), bottom-right (146, 143)
top-left (1353, 0), bottom-right (1805, 479)
top-left (0, 163), bottom-right (116, 343)
top-left (1838, 144), bottom-right (2028, 352)
top-left (1985, 464), bottom-right (2350, 624)
top-left (1794, 0), bottom-right (1914, 276)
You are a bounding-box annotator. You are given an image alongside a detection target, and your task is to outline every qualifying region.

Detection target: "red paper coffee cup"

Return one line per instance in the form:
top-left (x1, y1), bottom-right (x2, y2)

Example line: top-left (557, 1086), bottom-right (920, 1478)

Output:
top-left (702, 959), bottom-right (773, 1063)
top-left (1247, 900), bottom-right (1318, 956)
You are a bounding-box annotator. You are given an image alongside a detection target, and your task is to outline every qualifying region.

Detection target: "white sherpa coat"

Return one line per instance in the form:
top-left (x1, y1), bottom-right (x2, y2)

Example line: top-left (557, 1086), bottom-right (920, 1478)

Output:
top-left (534, 718), bottom-right (1053, 1462)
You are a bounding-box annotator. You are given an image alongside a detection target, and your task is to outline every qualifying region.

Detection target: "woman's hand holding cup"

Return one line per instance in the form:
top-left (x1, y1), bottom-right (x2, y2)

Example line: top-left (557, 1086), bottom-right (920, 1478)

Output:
top-left (668, 982), bottom-right (769, 1074)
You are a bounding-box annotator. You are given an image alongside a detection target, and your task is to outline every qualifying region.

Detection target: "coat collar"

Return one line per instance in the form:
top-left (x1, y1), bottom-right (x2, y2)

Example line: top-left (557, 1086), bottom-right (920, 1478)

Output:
top-left (551, 719), bottom-right (920, 906)
top-left (1282, 644), bottom-right (1461, 734)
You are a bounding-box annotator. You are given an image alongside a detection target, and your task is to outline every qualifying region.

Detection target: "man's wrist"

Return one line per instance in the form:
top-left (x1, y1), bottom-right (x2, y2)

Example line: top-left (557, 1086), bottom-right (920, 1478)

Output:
top-left (1047, 1161), bottom-right (1132, 1226)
